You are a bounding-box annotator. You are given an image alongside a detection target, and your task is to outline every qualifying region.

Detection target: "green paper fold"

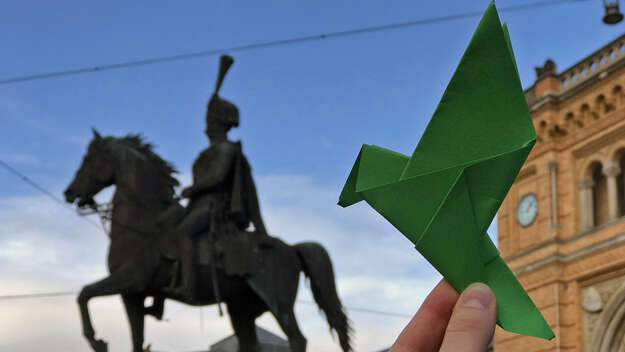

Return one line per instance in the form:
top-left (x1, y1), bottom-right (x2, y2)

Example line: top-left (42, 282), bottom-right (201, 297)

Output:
top-left (338, 2), bottom-right (554, 340)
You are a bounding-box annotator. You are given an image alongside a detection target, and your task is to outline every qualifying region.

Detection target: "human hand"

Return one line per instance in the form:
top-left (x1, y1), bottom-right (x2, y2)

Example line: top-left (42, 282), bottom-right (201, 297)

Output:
top-left (390, 280), bottom-right (496, 352)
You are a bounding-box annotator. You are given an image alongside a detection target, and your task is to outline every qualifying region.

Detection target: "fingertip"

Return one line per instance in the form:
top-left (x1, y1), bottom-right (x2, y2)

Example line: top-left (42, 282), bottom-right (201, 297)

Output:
top-left (439, 282), bottom-right (497, 352)
top-left (460, 282), bottom-right (495, 310)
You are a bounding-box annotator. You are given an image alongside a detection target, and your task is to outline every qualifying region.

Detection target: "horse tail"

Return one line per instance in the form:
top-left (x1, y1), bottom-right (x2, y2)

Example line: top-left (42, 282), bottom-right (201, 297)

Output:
top-left (295, 242), bottom-right (353, 352)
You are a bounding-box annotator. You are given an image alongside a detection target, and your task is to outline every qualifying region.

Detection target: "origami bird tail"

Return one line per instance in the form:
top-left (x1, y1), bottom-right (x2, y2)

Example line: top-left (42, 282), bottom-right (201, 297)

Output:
top-left (486, 256), bottom-right (555, 339)
top-left (415, 170), bottom-right (553, 339)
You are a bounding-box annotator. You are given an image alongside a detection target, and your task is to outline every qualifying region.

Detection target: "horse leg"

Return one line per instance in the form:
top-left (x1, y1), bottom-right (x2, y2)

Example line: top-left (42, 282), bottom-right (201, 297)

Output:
top-left (122, 294), bottom-right (146, 352)
top-left (144, 295), bottom-right (165, 320)
top-left (77, 269), bottom-right (145, 352)
top-left (227, 304), bottom-right (260, 352)
top-left (275, 309), bottom-right (307, 352)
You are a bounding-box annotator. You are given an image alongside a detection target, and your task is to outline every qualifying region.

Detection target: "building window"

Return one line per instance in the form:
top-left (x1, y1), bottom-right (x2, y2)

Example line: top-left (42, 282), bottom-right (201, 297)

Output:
top-left (617, 149), bottom-right (625, 217)
top-left (591, 161), bottom-right (609, 226)
top-left (614, 85), bottom-right (624, 106)
top-left (596, 95), bottom-right (615, 115)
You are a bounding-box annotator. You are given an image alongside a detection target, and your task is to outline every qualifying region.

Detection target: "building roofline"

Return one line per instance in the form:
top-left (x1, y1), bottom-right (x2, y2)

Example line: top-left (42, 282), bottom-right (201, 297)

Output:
top-left (525, 32), bottom-right (625, 110)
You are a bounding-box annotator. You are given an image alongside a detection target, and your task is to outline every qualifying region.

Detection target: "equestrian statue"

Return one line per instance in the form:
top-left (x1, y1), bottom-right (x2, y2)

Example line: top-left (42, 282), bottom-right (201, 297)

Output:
top-left (63, 55), bottom-right (352, 352)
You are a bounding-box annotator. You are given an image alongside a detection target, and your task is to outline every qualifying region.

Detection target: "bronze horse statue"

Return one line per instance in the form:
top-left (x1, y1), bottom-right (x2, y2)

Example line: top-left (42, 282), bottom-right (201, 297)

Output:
top-left (64, 131), bottom-right (352, 352)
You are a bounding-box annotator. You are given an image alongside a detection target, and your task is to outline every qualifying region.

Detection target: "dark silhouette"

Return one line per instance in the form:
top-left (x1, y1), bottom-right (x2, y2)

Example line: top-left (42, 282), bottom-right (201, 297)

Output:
top-left (166, 55), bottom-right (268, 304)
top-left (63, 56), bottom-right (352, 352)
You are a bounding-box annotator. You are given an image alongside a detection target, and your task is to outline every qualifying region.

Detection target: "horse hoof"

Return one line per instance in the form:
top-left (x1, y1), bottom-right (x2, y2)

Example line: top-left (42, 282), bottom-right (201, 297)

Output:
top-left (94, 339), bottom-right (108, 352)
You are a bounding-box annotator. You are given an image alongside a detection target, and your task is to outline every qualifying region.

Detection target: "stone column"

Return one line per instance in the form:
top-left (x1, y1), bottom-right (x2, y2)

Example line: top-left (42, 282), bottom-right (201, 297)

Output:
top-left (603, 160), bottom-right (621, 222)
top-left (579, 178), bottom-right (595, 232)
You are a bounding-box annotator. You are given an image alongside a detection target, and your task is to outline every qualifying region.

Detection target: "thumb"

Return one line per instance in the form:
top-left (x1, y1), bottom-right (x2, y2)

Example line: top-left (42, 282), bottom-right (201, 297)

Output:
top-left (439, 282), bottom-right (496, 352)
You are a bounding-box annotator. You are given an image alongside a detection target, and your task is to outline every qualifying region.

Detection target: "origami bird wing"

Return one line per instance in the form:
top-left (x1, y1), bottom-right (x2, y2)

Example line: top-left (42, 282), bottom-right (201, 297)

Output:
top-left (338, 1), bottom-right (554, 340)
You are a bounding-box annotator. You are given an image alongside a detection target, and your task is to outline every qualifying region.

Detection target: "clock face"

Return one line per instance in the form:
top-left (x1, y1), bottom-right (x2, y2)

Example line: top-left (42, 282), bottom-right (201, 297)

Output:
top-left (517, 193), bottom-right (538, 227)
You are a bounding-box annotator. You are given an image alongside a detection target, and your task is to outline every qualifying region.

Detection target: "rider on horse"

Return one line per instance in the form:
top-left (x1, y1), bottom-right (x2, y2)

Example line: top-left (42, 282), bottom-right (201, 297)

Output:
top-left (169, 55), bottom-right (267, 301)
top-left (65, 55), bottom-right (352, 352)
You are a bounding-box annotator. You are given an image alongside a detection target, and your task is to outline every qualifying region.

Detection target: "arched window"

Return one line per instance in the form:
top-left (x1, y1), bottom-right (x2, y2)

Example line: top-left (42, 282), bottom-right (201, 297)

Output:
top-left (590, 282), bottom-right (625, 351)
top-left (537, 120), bottom-right (548, 143)
top-left (581, 104), bottom-right (591, 123)
top-left (591, 162), bottom-right (609, 226)
top-left (565, 112), bottom-right (582, 129)
top-left (596, 95), bottom-right (615, 115)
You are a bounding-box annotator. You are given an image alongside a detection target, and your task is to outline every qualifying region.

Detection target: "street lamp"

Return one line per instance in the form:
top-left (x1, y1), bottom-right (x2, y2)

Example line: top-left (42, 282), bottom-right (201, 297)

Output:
top-left (604, 0), bottom-right (624, 25)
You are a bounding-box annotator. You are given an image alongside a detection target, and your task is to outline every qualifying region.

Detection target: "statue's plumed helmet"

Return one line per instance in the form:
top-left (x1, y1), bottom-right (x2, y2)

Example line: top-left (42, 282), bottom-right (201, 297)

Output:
top-left (207, 55), bottom-right (239, 128)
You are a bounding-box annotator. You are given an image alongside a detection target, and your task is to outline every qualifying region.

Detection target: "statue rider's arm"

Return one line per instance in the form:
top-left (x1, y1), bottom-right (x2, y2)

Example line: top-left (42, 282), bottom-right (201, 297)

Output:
top-left (182, 143), bottom-right (236, 198)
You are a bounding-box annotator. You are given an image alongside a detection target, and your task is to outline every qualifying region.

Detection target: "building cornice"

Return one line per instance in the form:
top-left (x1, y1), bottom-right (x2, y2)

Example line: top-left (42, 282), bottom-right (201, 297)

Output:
top-left (508, 217), bottom-right (625, 275)
top-left (513, 231), bottom-right (625, 276)
top-left (527, 59), bottom-right (625, 112)
top-left (571, 122), bottom-right (625, 158)
top-left (525, 32), bottom-right (625, 111)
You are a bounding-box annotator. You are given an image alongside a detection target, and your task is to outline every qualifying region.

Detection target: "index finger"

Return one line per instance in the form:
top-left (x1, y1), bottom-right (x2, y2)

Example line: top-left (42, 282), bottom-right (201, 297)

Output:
top-left (390, 279), bottom-right (459, 352)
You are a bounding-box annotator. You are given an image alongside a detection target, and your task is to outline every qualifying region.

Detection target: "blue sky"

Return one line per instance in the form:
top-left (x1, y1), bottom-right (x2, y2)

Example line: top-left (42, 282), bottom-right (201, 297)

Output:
top-left (0, 0), bottom-right (622, 351)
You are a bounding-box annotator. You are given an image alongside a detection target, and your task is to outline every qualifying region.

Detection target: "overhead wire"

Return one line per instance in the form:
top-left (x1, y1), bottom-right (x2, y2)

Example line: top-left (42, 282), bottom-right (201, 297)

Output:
top-left (0, 0), bottom-right (590, 85)
top-left (0, 291), bottom-right (78, 300)
top-left (0, 290), bottom-right (414, 318)
top-left (0, 162), bottom-right (413, 319)
top-left (0, 0), bottom-right (591, 323)
top-left (0, 159), bottom-right (173, 236)
top-left (297, 299), bottom-right (413, 318)
top-left (0, 159), bottom-right (102, 231)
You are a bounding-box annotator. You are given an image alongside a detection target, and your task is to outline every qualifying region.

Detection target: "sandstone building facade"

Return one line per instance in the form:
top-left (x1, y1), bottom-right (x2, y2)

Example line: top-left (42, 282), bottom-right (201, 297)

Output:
top-left (497, 33), bottom-right (625, 352)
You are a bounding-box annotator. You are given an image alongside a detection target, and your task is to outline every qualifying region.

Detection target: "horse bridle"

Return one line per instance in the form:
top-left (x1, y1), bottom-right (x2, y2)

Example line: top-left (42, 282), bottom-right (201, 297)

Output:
top-left (76, 198), bottom-right (113, 235)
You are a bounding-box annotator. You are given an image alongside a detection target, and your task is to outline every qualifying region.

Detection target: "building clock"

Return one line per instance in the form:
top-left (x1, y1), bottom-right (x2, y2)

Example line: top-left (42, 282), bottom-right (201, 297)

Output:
top-left (517, 193), bottom-right (538, 227)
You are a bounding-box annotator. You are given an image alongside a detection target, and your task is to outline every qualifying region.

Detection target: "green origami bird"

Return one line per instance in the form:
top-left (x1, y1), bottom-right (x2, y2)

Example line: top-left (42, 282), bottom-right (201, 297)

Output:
top-left (338, 2), bottom-right (554, 340)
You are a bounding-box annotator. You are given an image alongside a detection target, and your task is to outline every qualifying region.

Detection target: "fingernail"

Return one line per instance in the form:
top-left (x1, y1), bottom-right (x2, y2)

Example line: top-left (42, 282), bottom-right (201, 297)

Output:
top-left (461, 283), bottom-right (493, 310)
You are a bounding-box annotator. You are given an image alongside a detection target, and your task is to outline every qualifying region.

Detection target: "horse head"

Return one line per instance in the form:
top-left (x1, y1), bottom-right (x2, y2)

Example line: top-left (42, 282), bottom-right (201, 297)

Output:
top-left (64, 128), bottom-right (116, 207)
top-left (64, 128), bottom-right (179, 210)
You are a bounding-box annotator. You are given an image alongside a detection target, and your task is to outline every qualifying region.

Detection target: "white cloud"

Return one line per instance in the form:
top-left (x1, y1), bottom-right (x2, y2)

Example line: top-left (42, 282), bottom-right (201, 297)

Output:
top-left (0, 152), bottom-right (41, 167)
top-left (0, 239), bottom-right (59, 265)
top-left (0, 175), bottom-right (442, 351)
